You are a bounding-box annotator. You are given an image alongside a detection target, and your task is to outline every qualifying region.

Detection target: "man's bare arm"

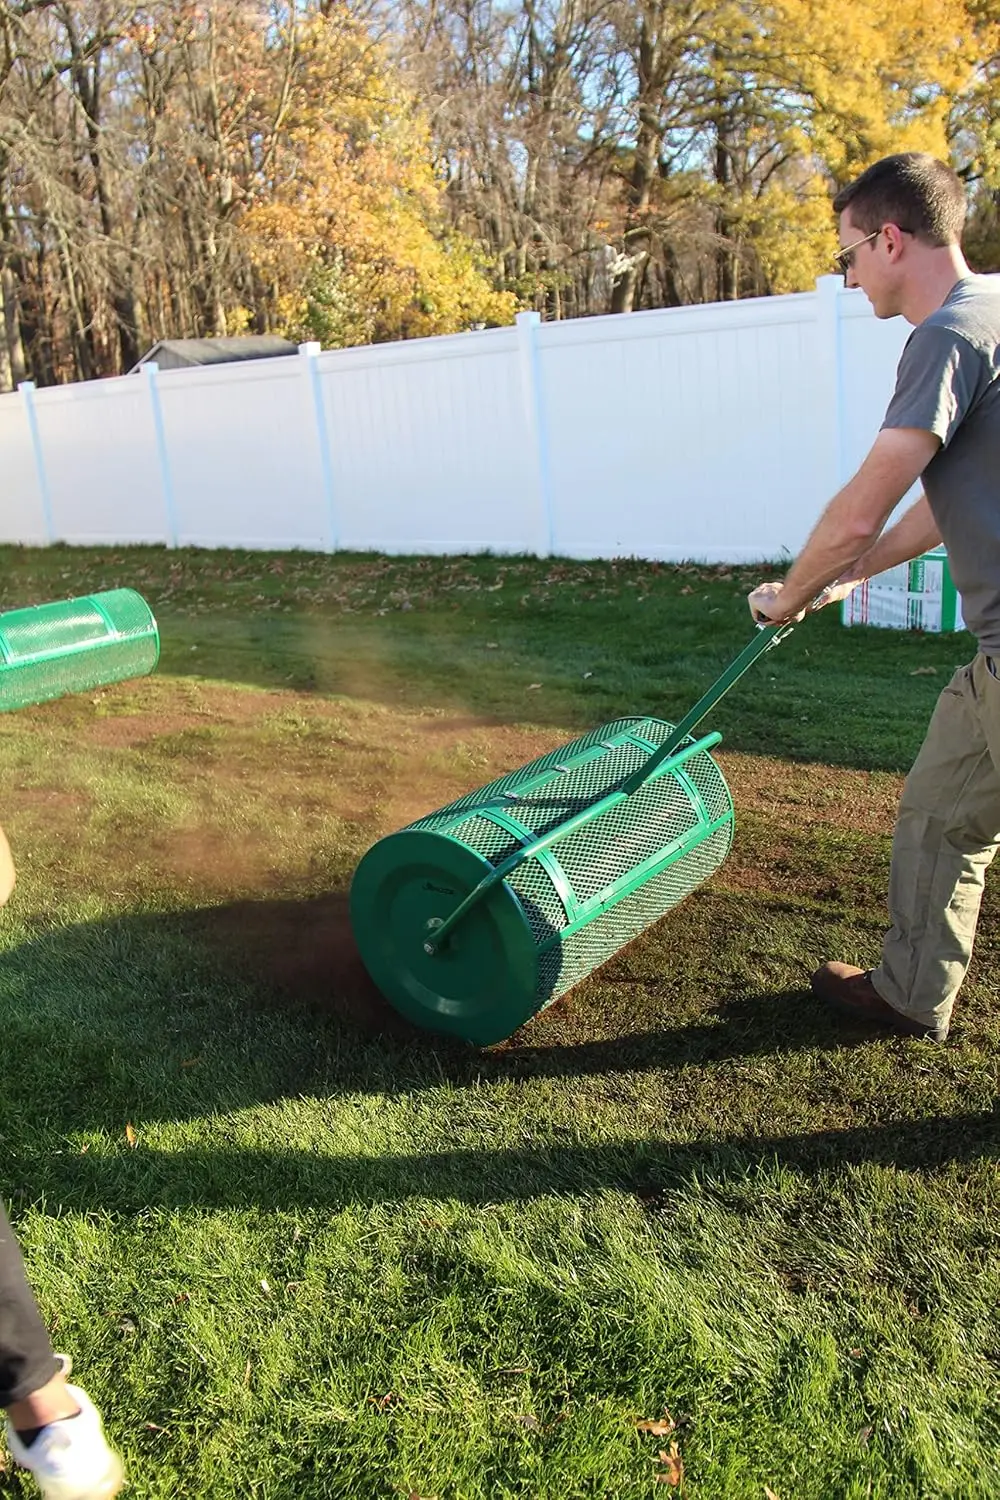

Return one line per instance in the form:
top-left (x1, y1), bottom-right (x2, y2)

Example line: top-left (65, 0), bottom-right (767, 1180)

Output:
top-left (818, 495), bottom-right (941, 605)
top-left (750, 428), bottom-right (941, 622)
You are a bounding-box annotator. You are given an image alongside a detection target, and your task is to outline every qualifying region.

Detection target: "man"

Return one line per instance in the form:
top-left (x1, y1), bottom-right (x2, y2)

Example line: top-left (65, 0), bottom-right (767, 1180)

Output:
top-left (748, 151), bottom-right (1000, 1044)
top-left (0, 827), bottom-right (124, 1498)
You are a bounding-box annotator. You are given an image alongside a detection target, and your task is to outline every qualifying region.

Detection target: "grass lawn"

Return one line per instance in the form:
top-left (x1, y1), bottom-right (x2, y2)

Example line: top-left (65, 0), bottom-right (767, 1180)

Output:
top-left (0, 545), bottom-right (997, 1499)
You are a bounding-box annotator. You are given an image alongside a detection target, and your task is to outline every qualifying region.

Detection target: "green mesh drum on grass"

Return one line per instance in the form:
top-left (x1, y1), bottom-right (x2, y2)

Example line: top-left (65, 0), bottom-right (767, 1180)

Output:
top-left (350, 623), bottom-right (793, 1046)
top-left (0, 590), bottom-right (159, 712)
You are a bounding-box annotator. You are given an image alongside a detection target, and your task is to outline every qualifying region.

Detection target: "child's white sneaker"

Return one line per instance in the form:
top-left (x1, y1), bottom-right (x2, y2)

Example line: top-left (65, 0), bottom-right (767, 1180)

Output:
top-left (5, 1358), bottom-right (124, 1499)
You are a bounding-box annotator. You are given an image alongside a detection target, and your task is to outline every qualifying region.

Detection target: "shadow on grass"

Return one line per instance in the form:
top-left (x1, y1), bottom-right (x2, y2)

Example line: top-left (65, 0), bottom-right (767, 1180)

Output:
top-left (1, 890), bottom-right (877, 1126)
top-left (3, 890), bottom-right (996, 1213)
top-left (10, 1111), bottom-right (999, 1218)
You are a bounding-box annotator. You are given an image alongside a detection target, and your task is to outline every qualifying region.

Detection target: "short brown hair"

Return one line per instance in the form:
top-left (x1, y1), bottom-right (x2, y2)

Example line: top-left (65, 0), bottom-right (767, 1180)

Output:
top-left (833, 153), bottom-right (966, 247)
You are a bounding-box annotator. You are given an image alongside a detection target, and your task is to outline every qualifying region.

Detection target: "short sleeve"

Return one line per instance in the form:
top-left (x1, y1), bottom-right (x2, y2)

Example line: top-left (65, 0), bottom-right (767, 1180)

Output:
top-left (882, 324), bottom-right (986, 448)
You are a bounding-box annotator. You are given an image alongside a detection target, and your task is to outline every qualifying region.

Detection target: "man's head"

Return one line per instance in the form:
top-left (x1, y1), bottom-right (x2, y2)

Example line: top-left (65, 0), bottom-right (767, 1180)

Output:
top-left (832, 153), bottom-right (968, 319)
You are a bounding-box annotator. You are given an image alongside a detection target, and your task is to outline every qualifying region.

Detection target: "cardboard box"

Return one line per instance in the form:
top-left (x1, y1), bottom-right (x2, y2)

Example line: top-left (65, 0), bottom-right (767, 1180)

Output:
top-left (841, 547), bottom-right (964, 632)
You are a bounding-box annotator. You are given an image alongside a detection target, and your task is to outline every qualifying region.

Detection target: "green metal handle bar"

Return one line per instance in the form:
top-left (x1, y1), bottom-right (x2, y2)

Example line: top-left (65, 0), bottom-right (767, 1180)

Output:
top-left (619, 620), bottom-right (794, 795)
top-left (422, 729), bottom-right (722, 954)
top-left (422, 620), bottom-right (795, 956)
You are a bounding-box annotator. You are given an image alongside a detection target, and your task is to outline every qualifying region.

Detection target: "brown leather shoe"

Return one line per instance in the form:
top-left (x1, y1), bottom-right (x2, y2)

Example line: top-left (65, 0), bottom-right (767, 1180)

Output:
top-left (810, 962), bottom-right (947, 1042)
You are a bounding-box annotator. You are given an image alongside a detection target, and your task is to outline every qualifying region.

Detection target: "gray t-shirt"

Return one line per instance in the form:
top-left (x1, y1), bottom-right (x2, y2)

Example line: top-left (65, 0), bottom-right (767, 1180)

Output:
top-left (881, 274), bottom-right (1000, 651)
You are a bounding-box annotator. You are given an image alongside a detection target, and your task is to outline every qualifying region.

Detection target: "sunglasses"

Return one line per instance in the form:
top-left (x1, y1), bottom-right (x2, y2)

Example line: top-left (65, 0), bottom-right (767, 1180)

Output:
top-left (833, 225), bottom-right (914, 277)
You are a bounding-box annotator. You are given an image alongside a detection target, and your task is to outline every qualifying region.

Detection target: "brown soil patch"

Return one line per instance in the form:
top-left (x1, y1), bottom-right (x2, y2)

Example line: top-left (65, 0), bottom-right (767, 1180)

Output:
top-left (718, 751), bottom-right (902, 838)
top-left (373, 719), bottom-right (562, 831)
top-left (185, 890), bottom-right (406, 1034)
top-left (7, 787), bottom-right (87, 813)
top-left (142, 828), bottom-right (287, 893)
top-left (86, 683), bottom-right (323, 750)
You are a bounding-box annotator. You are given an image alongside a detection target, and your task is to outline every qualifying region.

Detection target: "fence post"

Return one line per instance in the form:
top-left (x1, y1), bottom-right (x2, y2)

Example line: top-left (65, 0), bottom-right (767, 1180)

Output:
top-left (18, 380), bottom-right (53, 543)
top-left (142, 361), bottom-right (178, 548)
top-left (515, 310), bottom-right (555, 556)
top-left (299, 341), bottom-right (338, 552)
top-left (814, 273), bottom-right (845, 497)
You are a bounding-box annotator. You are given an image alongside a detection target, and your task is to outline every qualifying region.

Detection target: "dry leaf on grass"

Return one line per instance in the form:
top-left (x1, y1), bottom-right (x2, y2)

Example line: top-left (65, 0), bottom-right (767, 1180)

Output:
top-left (764, 1487), bottom-right (781, 1499)
top-left (910, 666), bottom-right (937, 675)
top-left (527, 683), bottom-right (542, 690)
top-left (125, 1123), bottom-right (137, 1148)
top-left (637, 1416), bottom-right (676, 1436)
top-left (655, 1442), bottom-right (684, 1486)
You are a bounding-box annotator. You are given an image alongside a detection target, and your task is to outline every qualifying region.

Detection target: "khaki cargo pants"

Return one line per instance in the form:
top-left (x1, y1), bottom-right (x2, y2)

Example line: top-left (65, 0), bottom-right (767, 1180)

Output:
top-left (871, 653), bottom-right (1000, 1038)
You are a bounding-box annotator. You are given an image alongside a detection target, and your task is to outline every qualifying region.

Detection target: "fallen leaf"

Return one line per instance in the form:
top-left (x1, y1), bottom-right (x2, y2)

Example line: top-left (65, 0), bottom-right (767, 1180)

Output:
top-left (485, 642), bottom-right (499, 649)
top-left (180, 1058), bottom-right (200, 1068)
top-left (849, 1348), bottom-right (863, 1358)
top-left (765, 1488), bottom-right (781, 1500)
top-left (637, 1416), bottom-right (676, 1437)
top-left (526, 683), bottom-right (542, 690)
top-left (680, 586), bottom-right (694, 595)
top-left (125, 1123), bottom-right (137, 1148)
top-left (910, 666), bottom-right (937, 675)
top-left (513, 1413), bottom-right (542, 1430)
top-left (582, 671), bottom-right (593, 679)
top-left (260, 1279), bottom-right (270, 1294)
top-left (655, 1442), bottom-right (684, 1486)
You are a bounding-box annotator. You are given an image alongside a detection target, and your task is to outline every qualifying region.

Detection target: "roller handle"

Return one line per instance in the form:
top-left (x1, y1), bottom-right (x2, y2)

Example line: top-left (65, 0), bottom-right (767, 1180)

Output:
top-left (619, 621), bottom-right (795, 795)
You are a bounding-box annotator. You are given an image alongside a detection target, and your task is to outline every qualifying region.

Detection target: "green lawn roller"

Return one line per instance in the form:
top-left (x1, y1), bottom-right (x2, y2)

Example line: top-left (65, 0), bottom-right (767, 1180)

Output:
top-left (0, 590), bottom-right (159, 712)
top-left (350, 622), bottom-right (794, 1045)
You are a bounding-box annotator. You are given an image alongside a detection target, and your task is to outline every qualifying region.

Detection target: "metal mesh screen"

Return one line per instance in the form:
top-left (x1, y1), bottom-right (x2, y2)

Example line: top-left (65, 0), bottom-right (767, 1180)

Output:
top-left (405, 715), bottom-right (733, 1003)
top-left (0, 590), bottom-right (159, 713)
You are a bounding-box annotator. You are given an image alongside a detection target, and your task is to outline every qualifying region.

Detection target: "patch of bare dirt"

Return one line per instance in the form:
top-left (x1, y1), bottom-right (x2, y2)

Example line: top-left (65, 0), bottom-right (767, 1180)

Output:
top-left (374, 719), bottom-right (562, 831)
top-left (142, 828), bottom-right (286, 892)
top-left (7, 787), bottom-right (87, 813)
top-left (185, 891), bottom-right (406, 1034)
top-left (718, 751), bottom-right (902, 838)
top-left (86, 684), bottom-right (330, 750)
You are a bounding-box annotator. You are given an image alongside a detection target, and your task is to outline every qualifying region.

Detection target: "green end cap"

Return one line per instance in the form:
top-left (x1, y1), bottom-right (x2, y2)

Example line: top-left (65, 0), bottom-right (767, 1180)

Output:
top-left (349, 828), bottom-right (542, 1046)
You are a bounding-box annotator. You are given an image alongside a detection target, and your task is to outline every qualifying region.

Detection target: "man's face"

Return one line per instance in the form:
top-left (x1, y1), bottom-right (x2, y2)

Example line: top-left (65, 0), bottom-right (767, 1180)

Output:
top-left (838, 211), bottom-right (901, 318)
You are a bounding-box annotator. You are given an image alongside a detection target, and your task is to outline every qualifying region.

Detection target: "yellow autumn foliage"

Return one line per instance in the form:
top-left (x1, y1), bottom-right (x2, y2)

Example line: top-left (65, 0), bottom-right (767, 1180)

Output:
top-left (240, 15), bottom-right (515, 346)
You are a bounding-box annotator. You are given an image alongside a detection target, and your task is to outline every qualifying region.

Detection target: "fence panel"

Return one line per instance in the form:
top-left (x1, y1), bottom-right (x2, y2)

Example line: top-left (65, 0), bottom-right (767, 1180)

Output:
top-left (538, 296), bottom-right (833, 561)
top-left (29, 376), bottom-right (165, 544)
top-left (157, 354), bottom-right (327, 549)
top-left (317, 327), bottom-right (545, 554)
top-left (0, 389), bottom-right (46, 545)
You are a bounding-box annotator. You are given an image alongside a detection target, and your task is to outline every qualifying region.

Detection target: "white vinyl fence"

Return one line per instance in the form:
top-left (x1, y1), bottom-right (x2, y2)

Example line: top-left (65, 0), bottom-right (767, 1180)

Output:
top-left (0, 274), bottom-right (960, 562)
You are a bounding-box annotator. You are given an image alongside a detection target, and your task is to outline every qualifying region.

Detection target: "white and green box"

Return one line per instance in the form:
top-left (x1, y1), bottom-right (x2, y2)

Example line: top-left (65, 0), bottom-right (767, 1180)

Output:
top-left (842, 547), bottom-right (964, 632)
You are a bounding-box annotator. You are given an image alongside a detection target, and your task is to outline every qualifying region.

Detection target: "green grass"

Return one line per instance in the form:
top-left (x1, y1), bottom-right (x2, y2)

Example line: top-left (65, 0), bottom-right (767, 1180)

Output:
top-left (0, 545), bottom-right (997, 1498)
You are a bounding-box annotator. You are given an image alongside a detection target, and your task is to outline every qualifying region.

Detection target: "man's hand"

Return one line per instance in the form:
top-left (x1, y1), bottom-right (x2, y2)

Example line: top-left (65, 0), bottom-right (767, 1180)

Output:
top-left (746, 581), bottom-right (807, 626)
